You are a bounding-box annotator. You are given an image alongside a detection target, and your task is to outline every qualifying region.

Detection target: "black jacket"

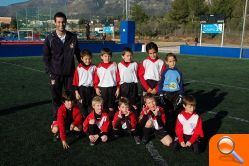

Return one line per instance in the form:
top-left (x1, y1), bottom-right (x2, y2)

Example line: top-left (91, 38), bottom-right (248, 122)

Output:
top-left (43, 31), bottom-right (80, 76)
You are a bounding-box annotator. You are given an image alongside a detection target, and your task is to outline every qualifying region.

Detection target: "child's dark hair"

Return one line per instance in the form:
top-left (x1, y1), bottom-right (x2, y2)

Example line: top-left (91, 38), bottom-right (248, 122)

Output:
top-left (100, 48), bottom-right (112, 57)
top-left (122, 47), bottom-right (133, 56)
top-left (146, 42), bottom-right (158, 53)
top-left (80, 49), bottom-right (92, 59)
top-left (183, 95), bottom-right (196, 106)
top-left (54, 12), bottom-right (67, 22)
top-left (165, 53), bottom-right (177, 62)
top-left (143, 93), bottom-right (156, 102)
top-left (62, 90), bottom-right (75, 102)
top-left (118, 97), bottom-right (130, 106)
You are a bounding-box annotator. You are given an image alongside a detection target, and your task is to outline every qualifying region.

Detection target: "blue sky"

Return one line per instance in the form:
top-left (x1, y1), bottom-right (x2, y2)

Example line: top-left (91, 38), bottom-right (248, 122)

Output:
top-left (0, 0), bottom-right (29, 6)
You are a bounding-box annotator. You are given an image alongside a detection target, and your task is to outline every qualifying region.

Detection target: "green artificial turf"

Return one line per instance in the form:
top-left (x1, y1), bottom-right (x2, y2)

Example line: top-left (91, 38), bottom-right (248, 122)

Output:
top-left (0, 53), bottom-right (248, 165)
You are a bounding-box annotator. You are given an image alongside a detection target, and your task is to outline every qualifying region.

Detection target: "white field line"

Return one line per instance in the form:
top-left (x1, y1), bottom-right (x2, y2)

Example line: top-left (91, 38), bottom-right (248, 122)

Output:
top-left (185, 79), bottom-right (249, 91)
top-left (208, 111), bottom-right (249, 123)
top-left (0, 61), bottom-right (44, 73)
top-left (145, 141), bottom-right (168, 166)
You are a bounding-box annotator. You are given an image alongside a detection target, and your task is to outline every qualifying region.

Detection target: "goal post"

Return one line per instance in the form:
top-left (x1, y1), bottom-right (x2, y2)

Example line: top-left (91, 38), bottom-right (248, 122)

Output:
top-left (17, 29), bottom-right (34, 40)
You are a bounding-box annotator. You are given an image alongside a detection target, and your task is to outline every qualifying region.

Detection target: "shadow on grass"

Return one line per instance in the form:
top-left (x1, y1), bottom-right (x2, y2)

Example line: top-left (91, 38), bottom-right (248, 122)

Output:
top-left (0, 99), bottom-right (51, 116)
top-left (185, 88), bottom-right (228, 114)
top-left (202, 111), bottom-right (228, 152)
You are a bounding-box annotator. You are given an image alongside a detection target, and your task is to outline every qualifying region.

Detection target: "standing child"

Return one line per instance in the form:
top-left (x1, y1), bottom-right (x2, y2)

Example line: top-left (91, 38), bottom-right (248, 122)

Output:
top-left (173, 95), bottom-right (204, 154)
top-left (83, 96), bottom-right (110, 146)
top-left (73, 49), bottom-right (96, 117)
top-left (139, 93), bottom-right (172, 146)
top-left (112, 98), bottom-right (141, 144)
top-left (159, 53), bottom-right (184, 112)
top-left (51, 91), bottom-right (83, 150)
top-left (138, 42), bottom-right (166, 95)
top-left (118, 47), bottom-right (139, 110)
top-left (93, 48), bottom-right (120, 119)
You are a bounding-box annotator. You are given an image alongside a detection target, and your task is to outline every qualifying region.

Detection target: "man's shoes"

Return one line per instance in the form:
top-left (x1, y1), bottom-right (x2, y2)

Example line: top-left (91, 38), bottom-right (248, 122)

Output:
top-left (134, 136), bottom-right (141, 145)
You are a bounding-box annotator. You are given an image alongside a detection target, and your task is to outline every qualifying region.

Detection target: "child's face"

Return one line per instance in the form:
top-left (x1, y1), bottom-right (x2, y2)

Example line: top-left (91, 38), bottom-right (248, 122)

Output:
top-left (81, 55), bottom-right (92, 66)
top-left (183, 104), bottom-right (196, 114)
top-left (118, 103), bottom-right (130, 115)
top-left (166, 56), bottom-right (176, 68)
top-left (64, 100), bottom-right (73, 110)
top-left (148, 49), bottom-right (158, 60)
top-left (101, 54), bottom-right (111, 63)
top-left (93, 102), bottom-right (103, 115)
top-left (145, 98), bottom-right (157, 110)
top-left (122, 52), bottom-right (132, 62)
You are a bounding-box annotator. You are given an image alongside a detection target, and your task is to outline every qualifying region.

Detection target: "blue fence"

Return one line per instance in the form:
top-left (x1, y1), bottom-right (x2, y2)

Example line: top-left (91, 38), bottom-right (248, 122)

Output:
top-left (180, 45), bottom-right (249, 58)
top-left (0, 41), bottom-right (142, 57)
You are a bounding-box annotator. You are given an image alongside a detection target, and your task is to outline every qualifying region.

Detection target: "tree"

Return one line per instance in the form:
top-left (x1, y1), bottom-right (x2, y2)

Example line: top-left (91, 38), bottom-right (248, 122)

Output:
top-left (10, 17), bottom-right (17, 30)
top-left (130, 4), bottom-right (148, 23)
top-left (168, 0), bottom-right (189, 24)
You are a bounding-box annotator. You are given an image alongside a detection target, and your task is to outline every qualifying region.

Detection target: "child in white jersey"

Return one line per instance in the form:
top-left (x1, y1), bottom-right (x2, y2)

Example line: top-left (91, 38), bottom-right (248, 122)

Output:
top-left (93, 48), bottom-right (120, 120)
top-left (173, 95), bottom-right (204, 153)
top-left (138, 42), bottom-right (165, 95)
top-left (73, 49), bottom-right (96, 117)
top-left (118, 47), bottom-right (139, 112)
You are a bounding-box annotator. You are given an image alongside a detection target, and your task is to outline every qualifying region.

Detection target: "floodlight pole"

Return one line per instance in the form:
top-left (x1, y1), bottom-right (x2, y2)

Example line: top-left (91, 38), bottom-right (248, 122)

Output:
top-left (221, 23), bottom-right (224, 47)
top-left (126, 0), bottom-right (128, 20)
top-left (199, 24), bottom-right (203, 46)
top-left (240, 0), bottom-right (248, 59)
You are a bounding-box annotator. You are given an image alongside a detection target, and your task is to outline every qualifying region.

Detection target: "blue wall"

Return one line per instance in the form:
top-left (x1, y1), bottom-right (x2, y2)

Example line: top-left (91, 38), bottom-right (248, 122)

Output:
top-left (180, 45), bottom-right (249, 58)
top-left (0, 42), bottom-right (142, 57)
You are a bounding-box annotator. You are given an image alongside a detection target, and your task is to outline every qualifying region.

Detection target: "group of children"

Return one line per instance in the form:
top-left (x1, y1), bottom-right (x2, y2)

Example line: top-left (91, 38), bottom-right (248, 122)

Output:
top-left (50, 42), bottom-right (204, 153)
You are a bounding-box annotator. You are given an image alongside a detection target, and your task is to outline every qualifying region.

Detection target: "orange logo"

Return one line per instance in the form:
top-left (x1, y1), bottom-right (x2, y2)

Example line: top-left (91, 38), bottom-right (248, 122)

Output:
top-left (209, 134), bottom-right (249, 166)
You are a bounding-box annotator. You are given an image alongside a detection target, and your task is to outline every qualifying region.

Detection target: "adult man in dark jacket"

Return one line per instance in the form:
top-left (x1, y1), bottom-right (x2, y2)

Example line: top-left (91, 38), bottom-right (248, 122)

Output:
top-left (43, 12), bottom-right (80, 122)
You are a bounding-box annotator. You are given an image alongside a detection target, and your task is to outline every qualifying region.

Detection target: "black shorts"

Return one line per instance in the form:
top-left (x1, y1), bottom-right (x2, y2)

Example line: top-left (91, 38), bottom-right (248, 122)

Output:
top-left (154, 128), bottom-right (169, 139)
top-left (99, 86), bottom-right (116, 110)
top-left (173, 134), bottom-right (201, 153)
top-left (144, 79), bottom-right (158, 91)
top-left (78, 86), bottom-right (95, 107)
top-left (120, 83), bottom-right (138, 105)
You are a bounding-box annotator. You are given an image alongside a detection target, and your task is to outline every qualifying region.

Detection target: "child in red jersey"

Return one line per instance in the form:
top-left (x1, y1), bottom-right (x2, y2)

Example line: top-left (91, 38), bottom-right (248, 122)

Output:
top-left (139, 93), bottom-right (172, 146)
top-left (73, 49), bottom-right (96, 117)
top-left (51, 91), bottom-right (83, 149)
top-left (93, 48), bottom-right (120, 119)
top-left (118, 47), bottom-right (139, 111)
top-left (173, 95), bottom-right (204, 153)
top-left (83, 96), bottom-right (110, 146)
top-left (138, 42), bottom-right (166, 95)
top-left (112, 98), bottom-right (141, 144)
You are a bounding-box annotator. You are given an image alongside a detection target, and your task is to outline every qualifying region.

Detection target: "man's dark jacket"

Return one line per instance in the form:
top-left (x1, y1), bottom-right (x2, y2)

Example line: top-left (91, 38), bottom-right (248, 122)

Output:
top-left (43, 31), bottom-right (81, 76)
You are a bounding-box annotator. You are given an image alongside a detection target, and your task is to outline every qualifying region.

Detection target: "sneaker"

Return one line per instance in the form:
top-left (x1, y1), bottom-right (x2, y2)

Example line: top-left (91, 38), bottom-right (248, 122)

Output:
top-left (89, 141), bottom-right (95, 146)
top-left (76, 132), bottom-right (83, 139)
top-left (113, 134), bottom-right (120, 139)
top-left (134, 136), bottom-right (141, 145)
top-left (141, 138), bottom-right (149, 145)
top-left (53, 134), bottom-right (59, 142)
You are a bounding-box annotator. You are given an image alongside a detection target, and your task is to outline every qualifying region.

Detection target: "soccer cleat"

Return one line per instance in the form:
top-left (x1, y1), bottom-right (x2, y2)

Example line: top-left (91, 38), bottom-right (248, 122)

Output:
top-left (89, 141), bottom-right (95, 146)
top-left (133, 136), bottom-right (141, 145)
top-left (141, 138), bottom-right (149, 145)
